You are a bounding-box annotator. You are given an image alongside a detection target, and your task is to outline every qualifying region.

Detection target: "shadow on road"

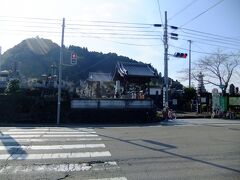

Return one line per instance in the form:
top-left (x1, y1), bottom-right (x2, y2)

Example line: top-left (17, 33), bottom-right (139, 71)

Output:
top-left (98, 132), bottom-right (240, 174)
top-left (0, 131), bottom-right (28, 160)
top-left (142, 139), bottom-right (177, 150)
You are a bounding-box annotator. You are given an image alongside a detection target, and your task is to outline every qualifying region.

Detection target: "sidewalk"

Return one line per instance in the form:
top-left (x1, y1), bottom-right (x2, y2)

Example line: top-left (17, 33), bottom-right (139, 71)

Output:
top-left (157, 111), bottom-right (212, 119)
top-left (176, 112), bottom-right (211, 119)
top-left (173, 112), bottom-right (239, 120)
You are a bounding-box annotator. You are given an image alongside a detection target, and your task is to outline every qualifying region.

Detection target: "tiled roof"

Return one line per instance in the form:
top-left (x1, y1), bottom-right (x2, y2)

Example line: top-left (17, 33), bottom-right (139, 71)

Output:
top-left (116, 62), bottom-right (158, 78)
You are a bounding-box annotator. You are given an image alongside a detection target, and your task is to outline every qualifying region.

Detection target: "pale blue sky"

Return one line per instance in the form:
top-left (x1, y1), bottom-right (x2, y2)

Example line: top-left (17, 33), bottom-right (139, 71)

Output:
top-left (0, 0), bottom-right (239, 88)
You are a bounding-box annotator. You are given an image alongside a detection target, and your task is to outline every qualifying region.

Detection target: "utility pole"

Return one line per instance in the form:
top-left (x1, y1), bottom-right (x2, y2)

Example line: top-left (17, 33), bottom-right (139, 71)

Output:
top-left (188, 40), bottom-right (192, 87)
top-left (57, 18), bottom-right (65, 125)
top-left (163, 11), bottom-right (168, 108)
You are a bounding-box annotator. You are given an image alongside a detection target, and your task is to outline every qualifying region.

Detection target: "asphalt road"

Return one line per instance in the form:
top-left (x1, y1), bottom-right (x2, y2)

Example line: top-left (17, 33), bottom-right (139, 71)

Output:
top-left (0, 118), bottom-right (240, 180)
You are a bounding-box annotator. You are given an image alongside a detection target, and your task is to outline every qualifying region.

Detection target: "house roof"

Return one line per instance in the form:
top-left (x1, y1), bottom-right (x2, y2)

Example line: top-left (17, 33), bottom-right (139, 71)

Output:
top-left (88, 72), bottom-right (112, 82)
top-left (115, 62), bottom-right (158, 78)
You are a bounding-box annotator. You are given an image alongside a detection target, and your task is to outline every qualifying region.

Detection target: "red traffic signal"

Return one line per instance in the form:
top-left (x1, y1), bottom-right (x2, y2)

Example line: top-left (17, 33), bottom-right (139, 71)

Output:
top-left (71, 52), bottom-right (77, 65)
top-left (71, 53), bottom-right (77, 59)
top-left (174, 52), bottom-right (187, 58)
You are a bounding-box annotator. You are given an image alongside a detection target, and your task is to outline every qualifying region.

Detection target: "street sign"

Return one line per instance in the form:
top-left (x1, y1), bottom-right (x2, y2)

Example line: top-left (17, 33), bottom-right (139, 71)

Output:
top-left (71, 52), bottom-right (77, 65)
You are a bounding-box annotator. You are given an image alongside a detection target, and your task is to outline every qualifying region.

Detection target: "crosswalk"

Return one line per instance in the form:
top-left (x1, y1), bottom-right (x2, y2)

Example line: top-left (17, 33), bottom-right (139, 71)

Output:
top-left (0, 127), bottom-right (127, 180)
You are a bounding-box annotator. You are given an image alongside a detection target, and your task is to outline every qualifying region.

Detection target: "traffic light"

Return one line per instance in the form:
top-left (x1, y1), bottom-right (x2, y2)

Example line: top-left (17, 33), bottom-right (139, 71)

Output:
top-left (71, 52), bottom-right (77, 65)
top-left (174, 52), bottom-right (187, 58)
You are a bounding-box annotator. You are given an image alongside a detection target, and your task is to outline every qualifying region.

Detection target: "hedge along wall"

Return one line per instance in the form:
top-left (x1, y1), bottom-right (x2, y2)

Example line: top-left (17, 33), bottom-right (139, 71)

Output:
top-left (0, 95), bottom-right (63, 123)
top-left (0, 95), bottom-right (34, 123)
top-left (0, 95), bottom-right (155, 124)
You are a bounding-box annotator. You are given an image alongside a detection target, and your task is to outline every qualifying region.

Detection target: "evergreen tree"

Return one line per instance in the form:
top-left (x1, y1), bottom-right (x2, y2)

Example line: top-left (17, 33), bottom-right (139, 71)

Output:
top-left (5, 79), bottom-right (20, 94)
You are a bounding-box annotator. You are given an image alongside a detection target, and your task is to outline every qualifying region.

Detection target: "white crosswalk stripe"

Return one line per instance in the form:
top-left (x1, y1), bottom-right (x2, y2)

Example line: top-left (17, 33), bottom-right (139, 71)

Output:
top-left (0, 127), bottom-right (127, 180)
top-left (0, 161), bottom-right (120, 173)
top-left (89, 178), bottom-right (128, 180)
top-left (0, 137), bottom-right (103, 143)
top-left (7, 128), bottom-right (95, 132)
top-left (4, 131), bottom-right (97, 134)
top-left (0, 144), bottom-right (106, 151)
top-left (0, 151), bottom-right (112, 160)
top-left (0, 134), bottom-right (99, 138)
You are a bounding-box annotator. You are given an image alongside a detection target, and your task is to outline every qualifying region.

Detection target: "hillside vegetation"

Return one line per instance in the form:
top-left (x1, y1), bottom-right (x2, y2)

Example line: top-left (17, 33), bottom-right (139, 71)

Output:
top-left (2, 37), bottom-right (137, 82)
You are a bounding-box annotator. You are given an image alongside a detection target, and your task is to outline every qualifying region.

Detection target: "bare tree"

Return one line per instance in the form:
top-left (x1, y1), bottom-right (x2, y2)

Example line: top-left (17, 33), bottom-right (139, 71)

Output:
top-left (194, 50), bottom-right (240, 94)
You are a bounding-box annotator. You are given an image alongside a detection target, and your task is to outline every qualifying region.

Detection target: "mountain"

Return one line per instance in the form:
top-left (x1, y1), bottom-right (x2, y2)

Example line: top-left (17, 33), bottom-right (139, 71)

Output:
top-left (2, 38), bottom-right (59, 78)
top-left (1, 37), bottom-right (137, 82)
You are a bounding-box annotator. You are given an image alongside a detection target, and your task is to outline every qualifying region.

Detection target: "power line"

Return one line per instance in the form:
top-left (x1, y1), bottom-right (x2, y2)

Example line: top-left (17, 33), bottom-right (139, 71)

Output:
top-left (67, 34), bottom-right (161, 40)
top-left (0, 16), bottom-right (154, 27)
top-left (2, 16), bottom-right (238, 52)
top-left (174, 33), bottom-right (240, 47)
top-left (177, 37), bottom-right (240, 51)
top-left (67, 23), bottom-right (152, 29)
top-left (73, 31), bottom-right (161, 47)
top-left (66, 27), bottom-right (162, 33)
top-left (66, 31), bottom-right (161, 37)
top-left (179, 29), bottom-right (240, 44)
top-left (0, 23), bottom-right (60, 30)
top-left (179, 0), bottom-right (224, 28)
top-left (0, 19), bottom-right (61, 25)
top-left (156, 0), bottom-right (164, 25)
top-left (168, 0), bottom-right (199, 21)
top-left (3, 18), bottom-right (238, 45)
top-left (0, 19), bottom-right (150, 29)
top-left (0, 15), bottom-right (61, 21)
top-left (0, 29), bottom-right (60, 34)
top-left (68, 19), bottom-right (153, 26)
top-left (169, 29), bottom-right (240, 46)
top-left (0, 17), bottom-right (153, 29)
top-left (169, 43), bottom-right (240, 56)
top-left (181, 27), bottom-right (240, 43)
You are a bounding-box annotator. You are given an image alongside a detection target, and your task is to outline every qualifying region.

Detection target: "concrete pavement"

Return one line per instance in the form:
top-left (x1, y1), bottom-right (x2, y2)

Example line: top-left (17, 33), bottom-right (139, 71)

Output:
top-left (0, 118), bottom-right (240, 179)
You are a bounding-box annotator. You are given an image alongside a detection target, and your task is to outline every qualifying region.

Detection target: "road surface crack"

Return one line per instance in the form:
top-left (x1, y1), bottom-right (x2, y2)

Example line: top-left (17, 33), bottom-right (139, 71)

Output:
top-left (57, 174), bottom-right (70, 180)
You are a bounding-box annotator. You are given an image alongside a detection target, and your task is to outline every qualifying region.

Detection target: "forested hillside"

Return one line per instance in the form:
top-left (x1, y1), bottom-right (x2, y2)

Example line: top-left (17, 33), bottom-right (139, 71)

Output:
top-left (1, 37), bottom-right (137, 82)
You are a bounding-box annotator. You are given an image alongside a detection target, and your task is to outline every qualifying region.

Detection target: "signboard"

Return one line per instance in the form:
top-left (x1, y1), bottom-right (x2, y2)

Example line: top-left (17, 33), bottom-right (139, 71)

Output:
top-left (220, 96), bottom-right (227, 112)
top-left (201, 97), bottom-right (206, 103)
top-left (172, 99), bottom-right (177, 105)
top-left (212, 89), bottom-right (220, 111)
top-left (149, 87), bottom-right (161, 95)
top-left (229, 97), bottom-right (240, 106)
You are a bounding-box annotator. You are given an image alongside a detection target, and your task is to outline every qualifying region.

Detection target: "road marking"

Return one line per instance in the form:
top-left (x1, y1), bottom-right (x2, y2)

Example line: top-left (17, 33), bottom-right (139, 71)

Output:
top-left (0, 161), bottom-right (119, 174)
top-left (88, 177), bottom-right (128, 180)
top-left (1, 128), bottom-right (127, 179)
top-left (2, 131), bottom-right (96, 134)
top-left (0, 134), bottom-right (98, 138)
top-left (0, 151), bottom-right (111, 160)
top-left (0, 144), bottom-right (106, 151)
top-left (0, 137), bottom-right (102, 143)
top-left (7, 128), bottom-right (95, 132)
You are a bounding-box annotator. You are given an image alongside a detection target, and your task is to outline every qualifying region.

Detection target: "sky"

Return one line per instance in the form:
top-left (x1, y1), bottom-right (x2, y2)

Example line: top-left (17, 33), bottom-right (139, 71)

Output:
top-left (0, 0), bottom-right (240, 90)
